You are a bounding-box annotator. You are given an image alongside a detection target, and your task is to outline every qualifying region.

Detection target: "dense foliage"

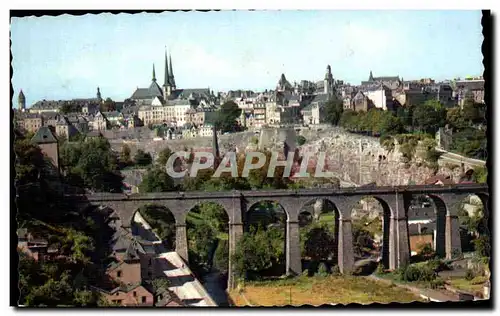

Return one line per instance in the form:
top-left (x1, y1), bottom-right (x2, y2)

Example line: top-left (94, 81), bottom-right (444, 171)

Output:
top-left (16, 132), bottom-right (113, 306)
top-left (134, 149), bottom-right (153, 166)
top-left (324, 99), bottom-right (344, 125)
top-left (137, 204), bottom-right (176, 250)
top-left (215, 100), bottom-right (243, 133)
top-left (59, 137), bottom-right (123, 192)
top-left (339, 108), bottom-right (404, 136)
top-left (232, 226), bottom-right (285, 279)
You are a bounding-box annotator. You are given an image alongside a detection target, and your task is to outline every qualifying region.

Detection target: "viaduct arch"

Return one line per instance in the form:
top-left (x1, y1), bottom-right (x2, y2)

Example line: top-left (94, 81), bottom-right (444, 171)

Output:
top-left (73, 183), bottom-right (489, 289)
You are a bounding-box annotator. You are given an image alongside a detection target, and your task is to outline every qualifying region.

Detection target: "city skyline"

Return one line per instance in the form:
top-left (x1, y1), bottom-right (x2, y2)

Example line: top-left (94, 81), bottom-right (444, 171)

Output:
top-left (11, 10), bottom-right (484, 106)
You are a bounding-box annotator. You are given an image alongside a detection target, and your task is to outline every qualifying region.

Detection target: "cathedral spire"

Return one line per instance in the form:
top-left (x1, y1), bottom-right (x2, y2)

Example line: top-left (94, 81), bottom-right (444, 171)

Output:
top-left (164, 47), bottom-right (170, 87)
top-left (168, 54), bottom-right (176, 88)
top-left (369, 70), bottom-right (374, 82)
top-left (152, 64), bottom-right (157, 82)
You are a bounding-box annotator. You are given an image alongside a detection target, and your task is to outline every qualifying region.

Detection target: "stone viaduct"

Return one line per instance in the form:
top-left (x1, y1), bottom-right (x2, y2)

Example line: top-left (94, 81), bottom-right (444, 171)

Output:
top-left (73, 183), bottom-right (489, 288)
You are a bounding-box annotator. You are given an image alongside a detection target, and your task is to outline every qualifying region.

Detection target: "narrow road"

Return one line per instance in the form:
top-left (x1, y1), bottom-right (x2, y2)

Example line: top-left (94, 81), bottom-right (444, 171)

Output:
top-left (203, 272), bottom-right (229, 307)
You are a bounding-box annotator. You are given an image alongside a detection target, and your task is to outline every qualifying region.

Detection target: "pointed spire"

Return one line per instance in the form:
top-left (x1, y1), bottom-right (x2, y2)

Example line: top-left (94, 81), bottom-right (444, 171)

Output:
top-left (152, 64), bottom-right (157, 82)
top-left (96, 86), bottom-right (102, 100)
top-left (369, 70), bottom-right (374, 81)
top-left (168, 54), bottom-right (176, 88)
top-left (164, 47), bottom-right (170, 87)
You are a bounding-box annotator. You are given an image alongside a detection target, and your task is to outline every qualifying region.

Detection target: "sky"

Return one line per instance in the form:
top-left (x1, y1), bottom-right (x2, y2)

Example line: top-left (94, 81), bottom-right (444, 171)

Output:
top-left (11, 10), bottom-right (484, 107)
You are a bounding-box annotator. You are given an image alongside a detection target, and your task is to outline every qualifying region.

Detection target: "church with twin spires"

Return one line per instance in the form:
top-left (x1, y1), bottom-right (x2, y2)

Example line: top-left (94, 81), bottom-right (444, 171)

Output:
top-left (132, 48), bottom-right (219, 127)
top-left (130, 48), bottom-right (216, 105)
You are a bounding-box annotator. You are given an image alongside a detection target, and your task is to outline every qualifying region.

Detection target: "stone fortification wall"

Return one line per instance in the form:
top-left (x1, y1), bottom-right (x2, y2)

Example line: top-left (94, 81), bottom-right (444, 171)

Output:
top-left (110, 131), bottom-right (257, 157)
top-left (110, 126), bottom-right (464, 186)
top-left (297, 128), bottom-right (462, 186)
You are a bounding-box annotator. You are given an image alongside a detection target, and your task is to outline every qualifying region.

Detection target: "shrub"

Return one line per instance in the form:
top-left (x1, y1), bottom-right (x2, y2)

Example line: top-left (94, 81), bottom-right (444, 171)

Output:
top-left (249, 136), bottom-right (259, 145)
top-left (417, 243), bottom-right (435, 259)
top-left (375, 263), bottom-right (386, 275)
top-left (465, 268), bottom-right (475, 281)
top-left (331, 265), bottom-right (341, 276)
top-left (473, 236), bottom-right (491, 258)
top-left (426, 258), bottom-right (451, 273)
top-left (430, 278), bottom-right (445, 289)
top-left (316, 262), bottom-right (330, 277)
top-left (296, 135), bottom-right (306, 146)
top-left (399, 264), bottom-right (436, 282)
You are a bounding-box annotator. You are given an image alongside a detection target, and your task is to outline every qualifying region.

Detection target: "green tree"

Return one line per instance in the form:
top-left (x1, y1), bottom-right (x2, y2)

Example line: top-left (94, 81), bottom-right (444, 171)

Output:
top-left (15, 139), bottom-right (45, 185)
top-left (215, 100), bottom-right (242, 133)
top-left (296, 135), bottom-right (306, 146)
top-left (214, 239), bottom-right (229, 273)
top-left (134, 149), bottom-right (153, 166)
top-left (139, 167), bottom-right (176, 193)
top-left (303, 224), bottom-right (335, 261)
top-left (378, 111), bottom-right (405, 135)
top-left (462, 99), bottom-right (485, 125)
top-left (100, 98), bottom-right (116, 112)
top-left (412, 100), bottom-right (447, 134)
top-left (182, 168), bottom-right (215, 191)
top-left (232, 227), bottom-right (278, 278)
top-left (120, 144), bottom-right (131, 164)
top-left (138, 204), bottom-right (176, 249)
top-left (396, 105), bottom-right (413, 127)
top-left (60, 138), bottom-right (123, 192)
top-left (325, 99), bottom-right (344, 125)
top-left (450, 128), bottom-right (487, 159)
top-left (156, 147), bottom-right (173, 167)
top-left (446, 107), bottom-right (467, 131)
top-left (187, 221), bottom-right (218, 275)
top-left (473, 166), bottom-right (488, 183)
top-left (151, 278), bottom-right (171, 294)
top-left (339, 110), bottom-right (359, 130)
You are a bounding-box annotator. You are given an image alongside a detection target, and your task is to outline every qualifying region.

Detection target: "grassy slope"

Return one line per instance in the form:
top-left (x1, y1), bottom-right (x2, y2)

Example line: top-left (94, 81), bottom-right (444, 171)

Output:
top-left (229, 275), bottom-right (421, 306)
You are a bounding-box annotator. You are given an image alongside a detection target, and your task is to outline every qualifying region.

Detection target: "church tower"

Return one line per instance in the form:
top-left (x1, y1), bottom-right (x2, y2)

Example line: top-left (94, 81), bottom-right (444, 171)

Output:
top-left (163, 48), bottom-right (177, 97)
top-left (324, 65), bottom-right (333, 95)
top-left (369, 70), bottom-right (374, 82)
top-left (96, 87), bottom-right (102, 103)
top-left (18, 89), bottom-right (26, 112)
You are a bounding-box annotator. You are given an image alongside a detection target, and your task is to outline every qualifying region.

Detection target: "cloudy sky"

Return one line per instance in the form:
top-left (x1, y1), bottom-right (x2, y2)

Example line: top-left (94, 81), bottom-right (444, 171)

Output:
top-left (11, 10), bottom-right (484, 106)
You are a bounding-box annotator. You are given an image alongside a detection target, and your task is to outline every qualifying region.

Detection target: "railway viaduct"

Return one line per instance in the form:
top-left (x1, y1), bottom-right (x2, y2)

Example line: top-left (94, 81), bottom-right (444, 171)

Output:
top-left (73, 183), bottom-right (489, 288)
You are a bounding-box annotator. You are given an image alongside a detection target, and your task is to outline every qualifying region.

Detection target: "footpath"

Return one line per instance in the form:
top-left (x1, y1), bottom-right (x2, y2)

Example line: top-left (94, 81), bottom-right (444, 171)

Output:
top-left (367, 275), bottom-right (461, 302)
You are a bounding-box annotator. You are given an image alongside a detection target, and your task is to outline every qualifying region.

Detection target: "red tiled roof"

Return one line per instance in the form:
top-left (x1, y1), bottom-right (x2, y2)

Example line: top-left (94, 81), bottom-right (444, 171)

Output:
top-left (424, 175), bottom-right (454, 185)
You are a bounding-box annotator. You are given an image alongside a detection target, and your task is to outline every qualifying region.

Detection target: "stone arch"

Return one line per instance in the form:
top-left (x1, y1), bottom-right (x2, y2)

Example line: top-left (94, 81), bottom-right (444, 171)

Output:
top-left (298, 198), bottom-right (340, 273)
top-left (457, 192), bottom-right (490, 254)
top-left (349, 195), bottom-right (392, 269)
top-left (244, 200), bottom-right (288, 277)
top-left (131, 203), bottom-right (177, 250)
top-left (245, 200), bottom-right (288, 231)
top-left (185, 201), bottom-right (230, 278)
top-left (425, 194), bottom-right (447, 258)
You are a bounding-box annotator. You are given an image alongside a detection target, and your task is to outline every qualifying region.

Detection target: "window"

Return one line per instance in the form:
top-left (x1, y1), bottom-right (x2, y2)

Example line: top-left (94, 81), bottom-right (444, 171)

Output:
top-left (117, 270), bottom-right (122, 278)
top-left (133, 291), bottom-right (137, 297)
top-left (142, 296), bottom-right (147, 303)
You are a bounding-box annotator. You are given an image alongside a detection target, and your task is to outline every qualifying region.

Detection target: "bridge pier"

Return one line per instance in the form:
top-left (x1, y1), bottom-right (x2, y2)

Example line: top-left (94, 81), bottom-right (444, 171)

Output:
top-left (175, 223), bottom-right (188, 263)
top-left (228, 222), bottom-right (243, 289)
top-left (446, 214), bottom-right (461, 259)
top-left (392, 217), bottom-right (410, 269)
top-left (285, 220), bottom-right (302, 276)
top-left (440, 194), bottom-right (465, 260)
top-left (338, 218), bottom-right (354, 273)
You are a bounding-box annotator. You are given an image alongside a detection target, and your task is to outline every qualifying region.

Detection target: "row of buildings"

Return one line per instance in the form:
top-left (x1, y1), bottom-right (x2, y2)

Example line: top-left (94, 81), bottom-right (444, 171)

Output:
top-left (15, 50), bottom-right (485, 138)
